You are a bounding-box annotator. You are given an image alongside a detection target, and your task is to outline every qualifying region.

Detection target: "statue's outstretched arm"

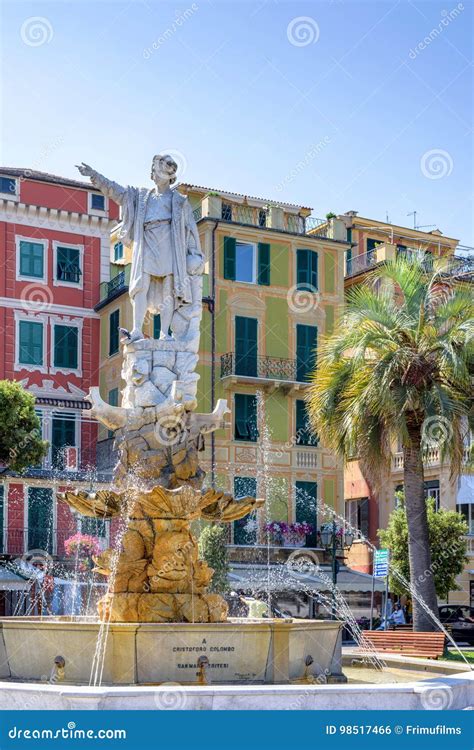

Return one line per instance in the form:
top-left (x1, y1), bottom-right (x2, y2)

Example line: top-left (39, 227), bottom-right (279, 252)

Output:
top-left (76, 162), bottom-right (126, 205)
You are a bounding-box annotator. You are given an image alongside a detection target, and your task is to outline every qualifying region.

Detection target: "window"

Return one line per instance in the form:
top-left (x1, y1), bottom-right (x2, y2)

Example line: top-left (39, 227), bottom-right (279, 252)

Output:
top-left (457, 504), bottom-right (474, 535)
top-left (296, 249), bottom-right (318, 291)
top-left (233, 477), bottom-right (257, 545)
top-left (258, 209), bottom-right (267, 228)
top-left (221, 202), bottom-right (233, 221)
top-left (366, 238), bottom-right (379, 260)
top-left (295, 400), bottom-right (318, 446)
top-left (81, 516), bottom-right (108, 538)
top-left (346, 498), bottom-right (369, 539)
top-left (18, 320), bottom-right (43, 366)
top-left (397, 244), bottom-right (407, 256)
top-left (54, 325), bottom-right (78, 369)
top-left (0, 176), bottom-right (17, 195)
top-left (113, 242), bottom-right (124, 261)
top-left (296, 324), bottom-right (317, 382)
top-left (51, 414), bottom-right (76, 469)
top-left (90, 193), bottom-right (105, 211)
top-left (108, 388), bottom-right (118, 438)
top-left (346, 228), bottom-right (352, 243)
top-left (56, 246), bottom-right (81, 284)
top-left (234, 394), bottom-right (258, 442)
top-left (235, 316), bottom-right (258, 377)
top-left (223, 237), bottom-right (270, 285)
top-left (424, 480), bottom-right (440, 511)
top-left (19, 240), bottom-right (45, 279)
top-left (109, 310), bottom-right (120, 355)
top-left (295, 481), bottom-right (318, 547)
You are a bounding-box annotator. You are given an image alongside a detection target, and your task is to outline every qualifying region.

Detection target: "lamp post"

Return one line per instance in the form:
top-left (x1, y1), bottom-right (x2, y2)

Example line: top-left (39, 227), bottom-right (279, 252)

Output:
top-left (320, 519), bottom-right (354, 620)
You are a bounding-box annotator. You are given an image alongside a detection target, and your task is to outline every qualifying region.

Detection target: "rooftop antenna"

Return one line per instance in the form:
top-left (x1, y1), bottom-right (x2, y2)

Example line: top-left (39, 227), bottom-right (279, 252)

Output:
top-left (385, 211), bottom-right (390, 224)
top-left (407, 211), bottom-right (436, 231)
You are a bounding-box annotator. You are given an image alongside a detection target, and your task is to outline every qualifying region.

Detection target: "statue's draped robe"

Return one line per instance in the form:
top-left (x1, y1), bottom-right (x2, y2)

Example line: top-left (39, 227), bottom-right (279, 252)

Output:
top-left (120, 187), bottom-right (201, 306)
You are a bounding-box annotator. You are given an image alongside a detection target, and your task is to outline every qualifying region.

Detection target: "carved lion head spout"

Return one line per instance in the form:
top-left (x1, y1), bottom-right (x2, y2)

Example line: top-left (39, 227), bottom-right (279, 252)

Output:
top-left (151, 154), bottom-right (178, 186)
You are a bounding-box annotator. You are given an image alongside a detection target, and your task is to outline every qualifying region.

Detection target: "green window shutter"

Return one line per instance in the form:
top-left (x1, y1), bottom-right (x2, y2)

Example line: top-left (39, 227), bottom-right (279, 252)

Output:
top-left (109, 309), bottom-right (120, 355)
top-left (19, 320), bottom-right (43, 365)
top-left (366, 238), bottom-right (378, 258)
top-left (57, 246), bottom-right (81, 283)
top-left (257, 243), bottom-right (270, 285)
top-left (295, 481), bottom-right (318, 547)
top-left (0, 486), bottom-right (3, 553)
top-left (20, 241), bottom-right (44, 278)
top-left (233, 476), bottom-right (257, 545)
top-left (296, 249), bottom-right (309, 287)
top-left (54, 325), bottom-right (78, 369)
top-left (296, 324), bottom-right (317, 382)
top-left (28, 487), bottom-right (53, 553)
top-left (234, 394), bottom-right (258, 441)
top-left (223, 237), bottom-right (236, 280)
top-left (235, 316), bottom-right (258, 376)
top-left (296, 249), bottom-right (317, 291)
top-left (346, 228), bottom-right (352, 243)
top-left (153, 314), bottom-right (161, 339)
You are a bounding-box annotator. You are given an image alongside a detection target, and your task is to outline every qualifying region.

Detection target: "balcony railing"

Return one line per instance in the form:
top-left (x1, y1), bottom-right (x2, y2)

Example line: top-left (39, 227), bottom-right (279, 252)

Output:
top-left (346, 250), bottom-right (378, 277)
top-left (99, 265), bottom-right (131, 303)
top-left (221, 353), bottom-right (313, 384)
top-left (346, 246), bottom-right (474, 280)
top-left (191, 197), bottom-right (332, 238)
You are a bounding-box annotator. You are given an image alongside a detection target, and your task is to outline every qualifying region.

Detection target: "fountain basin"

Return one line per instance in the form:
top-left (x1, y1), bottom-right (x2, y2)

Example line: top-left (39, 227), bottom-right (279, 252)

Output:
top-left (0, 617), bottom-right (344, 685)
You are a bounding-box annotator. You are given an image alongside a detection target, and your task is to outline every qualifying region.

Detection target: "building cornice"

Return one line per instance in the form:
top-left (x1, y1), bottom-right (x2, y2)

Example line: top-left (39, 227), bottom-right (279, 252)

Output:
top-left (0, 296), bottom-right (100, 319)
top-left (0, 199), bottom-right (118, 238)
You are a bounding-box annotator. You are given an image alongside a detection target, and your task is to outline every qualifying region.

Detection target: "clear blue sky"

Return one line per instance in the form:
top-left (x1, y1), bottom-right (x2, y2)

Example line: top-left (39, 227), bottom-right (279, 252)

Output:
top-left (2, 0), bottom-right (473, 244)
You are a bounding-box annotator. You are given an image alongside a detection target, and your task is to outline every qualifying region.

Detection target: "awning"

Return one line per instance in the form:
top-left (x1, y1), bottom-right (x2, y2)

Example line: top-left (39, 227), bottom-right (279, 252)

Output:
top-left (0, 567), bottom-right (30, 591)
top-left (228, 563), bottom-right (386, 594)
top-left (457, 475), bottom-right (474, 504)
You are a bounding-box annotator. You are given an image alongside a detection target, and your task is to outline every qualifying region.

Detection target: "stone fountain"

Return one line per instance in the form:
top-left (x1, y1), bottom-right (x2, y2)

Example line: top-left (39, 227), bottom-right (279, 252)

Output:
top-left (0, 155), bottom-right (344, 688)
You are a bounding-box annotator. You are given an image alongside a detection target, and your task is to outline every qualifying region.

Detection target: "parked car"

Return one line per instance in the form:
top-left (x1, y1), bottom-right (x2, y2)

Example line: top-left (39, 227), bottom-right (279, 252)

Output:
top-left (438, 605), bottom-right (474, 645)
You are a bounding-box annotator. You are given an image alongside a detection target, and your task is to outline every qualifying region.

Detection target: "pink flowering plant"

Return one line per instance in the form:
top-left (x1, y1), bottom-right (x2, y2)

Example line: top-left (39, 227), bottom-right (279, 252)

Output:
top-left (64, 532), bottom-right (101, 573)
top-left (264, 521), bottom-right (313, 546)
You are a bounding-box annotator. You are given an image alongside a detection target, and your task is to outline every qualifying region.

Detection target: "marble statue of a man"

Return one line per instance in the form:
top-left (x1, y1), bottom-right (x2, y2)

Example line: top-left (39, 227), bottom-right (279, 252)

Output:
top-left (77, 154), bottom-right (204, 342)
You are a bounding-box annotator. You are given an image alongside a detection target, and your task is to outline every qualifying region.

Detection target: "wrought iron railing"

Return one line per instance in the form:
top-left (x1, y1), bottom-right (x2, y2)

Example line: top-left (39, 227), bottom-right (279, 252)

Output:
top-left (99, 266), bottom-right (130, 302)
top-left (345, 251), bottom-right (378, 277)
top-left (221, 353), bottom-right (313, 383)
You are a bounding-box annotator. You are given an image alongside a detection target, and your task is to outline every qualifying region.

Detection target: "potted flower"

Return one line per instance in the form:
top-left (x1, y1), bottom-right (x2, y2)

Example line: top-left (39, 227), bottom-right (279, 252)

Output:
top-left (64, 532), bottom-right (101, 574)
top-left (264, 521), bottom-right (283, 546)
top-left (281, 522), bottom-right (313, 547)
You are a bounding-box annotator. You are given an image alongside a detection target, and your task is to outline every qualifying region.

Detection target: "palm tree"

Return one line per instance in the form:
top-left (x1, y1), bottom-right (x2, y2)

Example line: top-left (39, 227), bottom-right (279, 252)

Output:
top-left (307, 255), bottom-right (473, 631)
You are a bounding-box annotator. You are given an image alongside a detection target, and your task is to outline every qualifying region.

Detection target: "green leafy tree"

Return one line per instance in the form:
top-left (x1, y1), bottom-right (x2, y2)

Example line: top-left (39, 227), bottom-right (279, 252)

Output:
top-left (0, 380), bottom-right (48, 472)
top-left (307, 255), bottom-right (474, 631)
top-left (379, 493), bottom-right (468, 600)
top-left (198, 524), bottom-right (230, 594)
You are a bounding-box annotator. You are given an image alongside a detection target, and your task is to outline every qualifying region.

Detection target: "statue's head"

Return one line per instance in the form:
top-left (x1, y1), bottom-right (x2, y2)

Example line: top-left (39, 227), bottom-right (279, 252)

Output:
top-left (151, 154), bottom-right (178, 186)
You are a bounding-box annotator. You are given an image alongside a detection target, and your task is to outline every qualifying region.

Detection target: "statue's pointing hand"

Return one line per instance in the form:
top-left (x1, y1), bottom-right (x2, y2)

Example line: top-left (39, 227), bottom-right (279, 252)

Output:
top-left (76, 162), bottom-right (94, 178)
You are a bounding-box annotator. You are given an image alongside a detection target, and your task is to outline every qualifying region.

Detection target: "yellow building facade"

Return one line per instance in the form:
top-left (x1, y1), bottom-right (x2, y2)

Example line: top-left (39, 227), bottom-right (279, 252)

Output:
top-left (95, 186), bottom-right (349, 552)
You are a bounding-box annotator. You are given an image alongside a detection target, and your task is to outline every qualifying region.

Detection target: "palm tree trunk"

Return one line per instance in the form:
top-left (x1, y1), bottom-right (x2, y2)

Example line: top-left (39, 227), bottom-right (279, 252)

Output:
top-left (403, 424), bottom-right (439, 632)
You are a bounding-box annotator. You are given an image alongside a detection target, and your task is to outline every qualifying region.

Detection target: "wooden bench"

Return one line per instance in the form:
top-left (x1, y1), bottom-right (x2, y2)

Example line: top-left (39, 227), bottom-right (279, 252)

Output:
top-left (361, 630), bottom-right (446, 660)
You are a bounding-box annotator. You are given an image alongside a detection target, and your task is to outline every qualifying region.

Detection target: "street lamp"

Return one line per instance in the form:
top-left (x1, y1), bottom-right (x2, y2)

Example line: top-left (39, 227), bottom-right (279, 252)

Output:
top-left (320, 519), bottom-right (354, 619)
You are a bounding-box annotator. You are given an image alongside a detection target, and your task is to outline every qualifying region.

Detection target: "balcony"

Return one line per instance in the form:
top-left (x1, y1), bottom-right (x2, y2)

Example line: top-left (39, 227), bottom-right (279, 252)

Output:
top-left (392, 445), bottom-right (471, 472)
top-left (220, 353), bottom-right (311, 392)
top-left (346, 243), bottom-right (474, 280)
top-left (97, 265), bottom-right (131, 306)
top-left (191, 194), bottom-right (332, 238)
